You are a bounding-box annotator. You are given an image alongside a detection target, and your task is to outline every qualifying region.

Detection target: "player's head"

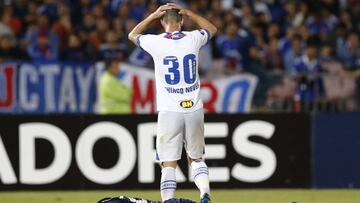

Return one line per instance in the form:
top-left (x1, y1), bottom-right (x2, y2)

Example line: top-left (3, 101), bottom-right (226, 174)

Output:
top-left (161, 8), bottom-right (183, 30)
top-left (105, 59), bottom-right (120, 75)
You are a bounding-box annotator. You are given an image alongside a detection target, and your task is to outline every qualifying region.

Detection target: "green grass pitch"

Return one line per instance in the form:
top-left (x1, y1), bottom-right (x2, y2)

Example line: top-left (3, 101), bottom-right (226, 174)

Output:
top-left (0, 189), bottom-right (359, 203)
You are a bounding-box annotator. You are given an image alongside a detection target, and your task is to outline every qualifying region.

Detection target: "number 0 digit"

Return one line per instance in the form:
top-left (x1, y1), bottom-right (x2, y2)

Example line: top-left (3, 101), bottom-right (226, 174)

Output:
top-left (183, 54), bottom-right (196, 84)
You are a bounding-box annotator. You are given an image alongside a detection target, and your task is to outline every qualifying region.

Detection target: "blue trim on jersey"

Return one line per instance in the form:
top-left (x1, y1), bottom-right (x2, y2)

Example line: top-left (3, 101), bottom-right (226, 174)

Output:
top-left (136, 35), bottom-right (143, 50)
top-left (164, 31), bottom-right (186, 40)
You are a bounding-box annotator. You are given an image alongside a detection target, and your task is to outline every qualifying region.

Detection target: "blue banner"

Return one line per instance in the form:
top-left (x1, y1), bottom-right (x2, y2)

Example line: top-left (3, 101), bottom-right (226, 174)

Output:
top-left (313, 113), bottom-right (360, 188)
top-left (0, 62), bottom-right (96, 113)
top-left (2, 61), bottom-right (258, 114)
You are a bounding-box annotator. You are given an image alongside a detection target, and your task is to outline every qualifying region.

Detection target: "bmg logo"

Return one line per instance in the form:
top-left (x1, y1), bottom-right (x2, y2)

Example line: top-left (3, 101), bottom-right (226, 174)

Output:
top-left (180, 100), bottom-right (193, 108)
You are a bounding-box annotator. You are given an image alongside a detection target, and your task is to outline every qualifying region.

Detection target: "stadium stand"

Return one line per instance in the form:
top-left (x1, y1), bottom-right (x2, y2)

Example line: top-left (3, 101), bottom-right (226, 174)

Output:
top-left (0, 0), bottom-right (359, 112)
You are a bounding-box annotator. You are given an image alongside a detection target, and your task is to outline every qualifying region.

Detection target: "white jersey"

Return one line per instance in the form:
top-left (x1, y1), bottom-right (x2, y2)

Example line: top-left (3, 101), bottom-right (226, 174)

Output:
top-left (137, 29), bottom-right (210, 112)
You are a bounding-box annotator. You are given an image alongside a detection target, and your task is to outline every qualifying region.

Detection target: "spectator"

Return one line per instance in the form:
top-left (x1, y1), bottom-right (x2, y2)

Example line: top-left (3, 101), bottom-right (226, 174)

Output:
top-left (298, 25), bottom-right (311, 47)
top-left (265, 37), bottom-right (283, 72)
top-left (292, 2), bottom-right (309, 27)
top-left (319, 42), bottom-right (337, 63)
top-left (112, 17), bottom-right (124, 38)
top-left (143, 1), bottom-right (158, 18)
top-left (108, 0), bottom-right (127, 16)
top-left (91, 3), bottom-right (106, 19)
top-left (256, 12), bottom-right (269, 38)
top-left (293, 40), bottom-right (321, 75)
top-left (38, 0), bottom-right (58, 22)
top-left (210, 0), bottom-right (222, 15)
top-left (339, 33), bottom-right (360, 109)
top-left (293, 40), bottom-right (324, 106)
top-left (77, 29), bottom-right (98, 61)
top-left (248, 46), bottom-right (272, 106)
top-left (99, 30), bottom-right (127, 60)
top-left (88, 17), bottom-right (109, 49)
top-left (306, 12), bottom-right (328, 35)
top-left (250, 22), bottom-right (266, 50)
top-left (320, 42), bottom-right (356, 111)
top-left (322, 8), bottom-right (338, 33)
top-left (1, 6), bottom-right (22, 37)
top-left (198, 42), bottom-right (213, 75)
top-left (58, 2), bottom-right (70, 18)
top-left (23, 1), bottom-right (39, 31)
top-left (266, 23), bottom-right (280, 42)
top-left (283, 34), bottom-right (304, 73)
top-left (215, 21), bottom-right (242, 72)
top-left (338, 32), bottom-right (360, 71)
top-left (117, 3), bottom-right (130, 20)
top-left (319, 42), bottom-right (345, 74)
top-left (25, 15), bottom-right (59, 51)
top-left (70, 0), bottom-right (93, 26)
top-left (320, 0), bottom-right (340, 15)
top-left (79, 12), bottom-right (96, 32)
top-left (128, 0), bottom-right (147, 22)
top-left (279, 27), bottom-right (295, 54)
top-left (99, 59), bottom-right (132, 114)
top-left (0, 35), bottom-right (28, 61)
top-left (52, 14), bottom-right (73, 51)
top-left (0, 12), bottom-right (15, 38)
top-left (123, 18), bottom-right (138, 52)
top-left (12, 0), bottom-right (28, 22)
top-left (327, 23), bottom-right (347, 53)
top-left (61, 34), bottom-right (87, 61)
top-left (284, 1), bottom-right (297, 27)
top-left (338, 10), bottom-right (353, 31)
top-left (27, 29), bottom-right (58, 61)
top-left (237, 2), bottom-right (254, 29)
top-left (254, 0), bottom-right (271, 22)
top-left (198, 0), bottom-right (210, 15)
top-left (349, 5), bottom-right (360, 33)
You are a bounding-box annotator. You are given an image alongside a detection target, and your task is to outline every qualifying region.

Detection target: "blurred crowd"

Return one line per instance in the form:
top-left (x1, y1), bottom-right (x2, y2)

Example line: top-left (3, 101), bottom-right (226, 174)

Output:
top-left (0, 0), bottom-right (359, 111)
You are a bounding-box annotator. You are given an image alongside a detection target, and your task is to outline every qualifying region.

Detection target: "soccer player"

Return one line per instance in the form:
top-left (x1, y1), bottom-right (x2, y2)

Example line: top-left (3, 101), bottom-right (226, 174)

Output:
top-left (128, 3), bottom-right (217, 203)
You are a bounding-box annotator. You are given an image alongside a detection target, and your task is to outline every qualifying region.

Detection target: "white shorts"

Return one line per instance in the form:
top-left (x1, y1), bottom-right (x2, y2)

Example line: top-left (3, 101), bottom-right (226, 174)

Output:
top-left (156, 108), bottom-right (205, 162)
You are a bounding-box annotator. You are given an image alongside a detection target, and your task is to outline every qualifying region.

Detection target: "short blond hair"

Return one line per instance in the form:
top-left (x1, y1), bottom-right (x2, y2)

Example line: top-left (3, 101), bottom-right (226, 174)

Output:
top-left (161, 8), bottom-right (182, 23)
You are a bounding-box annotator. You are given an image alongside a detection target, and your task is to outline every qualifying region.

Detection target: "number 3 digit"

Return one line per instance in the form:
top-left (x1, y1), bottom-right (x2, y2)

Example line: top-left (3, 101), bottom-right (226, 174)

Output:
top-left (164, 56), bottom-right (180, 85)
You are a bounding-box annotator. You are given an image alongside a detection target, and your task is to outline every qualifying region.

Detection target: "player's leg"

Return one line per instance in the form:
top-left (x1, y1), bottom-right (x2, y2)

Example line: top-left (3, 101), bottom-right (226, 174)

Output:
top-left (184, 109), bottom-right (211, 202)
top-left (156, 111), bottom-right (184, 202)
top-left (187, 157), bottom-right (211, 203)
top-left (160, 161), bottom-right (177, 202)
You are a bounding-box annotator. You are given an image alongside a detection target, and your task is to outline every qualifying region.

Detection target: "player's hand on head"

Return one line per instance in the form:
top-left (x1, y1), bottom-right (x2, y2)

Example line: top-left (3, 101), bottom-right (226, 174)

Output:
top-left (166, 3), bottom-right (190, 16)
top-left (151, 4), bottom-right (172, 19)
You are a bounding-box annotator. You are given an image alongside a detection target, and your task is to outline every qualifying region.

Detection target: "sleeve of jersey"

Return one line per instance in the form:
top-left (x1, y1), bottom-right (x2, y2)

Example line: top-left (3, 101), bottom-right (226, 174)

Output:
top-left (136, 34), bottom-right (154, 53)
top-left (192, 29), bottom-right (211, 47)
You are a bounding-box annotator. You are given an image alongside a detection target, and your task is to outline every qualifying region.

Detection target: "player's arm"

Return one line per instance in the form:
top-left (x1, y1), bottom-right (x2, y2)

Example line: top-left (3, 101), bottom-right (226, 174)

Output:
top-left (167, 3), bottom-right (217, 38)
top-left (128, 4), bottom-right (173, 45)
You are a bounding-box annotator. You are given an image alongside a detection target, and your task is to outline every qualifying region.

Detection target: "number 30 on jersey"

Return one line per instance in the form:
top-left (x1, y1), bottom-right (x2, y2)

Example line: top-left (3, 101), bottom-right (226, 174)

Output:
top-left (163, 54), bottom-right (197, 85)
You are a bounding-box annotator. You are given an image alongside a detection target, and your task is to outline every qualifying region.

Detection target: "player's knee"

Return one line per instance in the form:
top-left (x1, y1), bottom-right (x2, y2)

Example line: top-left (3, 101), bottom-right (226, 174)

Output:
top-left (187, 155), bottom-right (203, 165)
top-left (191, 158), bottom-right (203, 162)
top-left (161, 161), bottom-right (177, 168)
